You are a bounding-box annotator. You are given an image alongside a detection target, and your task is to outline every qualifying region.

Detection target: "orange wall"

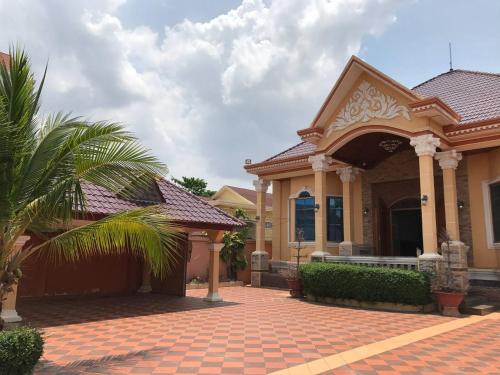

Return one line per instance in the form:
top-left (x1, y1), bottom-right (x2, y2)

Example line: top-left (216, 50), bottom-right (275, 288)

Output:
top-left (466, 147), bottom-right (500, 269)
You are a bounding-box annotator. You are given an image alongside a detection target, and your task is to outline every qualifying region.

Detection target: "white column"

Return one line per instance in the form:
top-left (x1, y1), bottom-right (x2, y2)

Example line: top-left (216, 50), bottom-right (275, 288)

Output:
top-left (337, 166), bottom-right (359, 256)
top-left (308, 154), bottom-right (332, 259)
top-left (251, 179), bottom-right (270, 287)
top-left (1, 235), bottom-right (30, 323)
top-left (205, 242), bottom-right (224, 302)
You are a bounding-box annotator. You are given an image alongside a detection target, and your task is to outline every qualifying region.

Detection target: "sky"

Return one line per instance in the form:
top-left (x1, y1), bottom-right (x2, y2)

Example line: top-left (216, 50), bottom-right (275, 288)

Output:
top-left (0, 0), bottom-right (499, 190)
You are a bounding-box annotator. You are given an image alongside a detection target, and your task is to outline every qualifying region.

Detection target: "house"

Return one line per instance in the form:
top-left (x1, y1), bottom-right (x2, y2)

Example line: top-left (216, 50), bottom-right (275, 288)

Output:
top-left (244, 56), bottom-right (500, 289)
top-left (2, 178), bottom-right (244, 323)
top-left (210, 185), bottom-right (273, 240)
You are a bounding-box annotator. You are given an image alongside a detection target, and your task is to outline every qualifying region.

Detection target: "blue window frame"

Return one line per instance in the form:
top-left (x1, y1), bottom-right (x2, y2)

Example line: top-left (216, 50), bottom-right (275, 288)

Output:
top-left (327, 196), bottom-right (343, 242)
top-left (295, 192), bottom-right (315, 241)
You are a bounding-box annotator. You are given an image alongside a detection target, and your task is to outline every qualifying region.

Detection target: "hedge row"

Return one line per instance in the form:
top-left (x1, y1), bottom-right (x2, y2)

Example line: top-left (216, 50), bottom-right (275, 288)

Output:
top-left (0, 327), bottom-right (44, 375)
top-left (299, 262), bottom-right (431, 306)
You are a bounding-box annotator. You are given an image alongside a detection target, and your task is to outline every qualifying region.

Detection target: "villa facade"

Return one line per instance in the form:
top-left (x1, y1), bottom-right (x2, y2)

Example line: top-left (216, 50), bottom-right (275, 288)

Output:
top-left (245, 56), bottom-right (500, 286)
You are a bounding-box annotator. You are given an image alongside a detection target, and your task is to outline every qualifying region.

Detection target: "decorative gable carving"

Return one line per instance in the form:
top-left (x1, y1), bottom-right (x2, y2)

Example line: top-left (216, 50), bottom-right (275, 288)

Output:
top-left (327, 80), bottom-right (410, 135)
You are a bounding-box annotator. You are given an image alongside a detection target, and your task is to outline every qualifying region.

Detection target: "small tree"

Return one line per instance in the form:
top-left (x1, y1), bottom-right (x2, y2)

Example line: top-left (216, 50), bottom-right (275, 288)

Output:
top-left (220, 209), bottom-right (249, 280)
top-left (171, 176), bottom-right (215, 197)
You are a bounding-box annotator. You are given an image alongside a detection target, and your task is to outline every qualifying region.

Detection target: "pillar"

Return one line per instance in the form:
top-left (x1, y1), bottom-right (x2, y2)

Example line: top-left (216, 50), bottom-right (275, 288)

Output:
top-left (251, 178), bottom-right (270, 287)
top-left (138, 262), bottom-right (152, 293)
top-left (271, 180), bottom-right (282, 261)
top-left (204, 242), bottom-right (224, 302)
top-left (435, 150), bottom-right (469, 292)
top-left (435, 150), bottom-right (462, 241)
top-left (308, 154), bottom-right (332, 260)
top-left (1, 235), bottom-right (30, 324)
top-left (337, 166), bottom-right (359, 256)
top-left (410, 135), bottom-right (443, 288)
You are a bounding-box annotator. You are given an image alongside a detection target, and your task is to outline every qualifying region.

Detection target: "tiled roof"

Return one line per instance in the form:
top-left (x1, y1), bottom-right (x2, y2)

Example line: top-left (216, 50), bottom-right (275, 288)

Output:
top-left (81, 179), bottom-right (244, 228)
top-left (225, 186), bottom-right (273, 208)
top-left (412, 69), bottom-right (500, 124)
top-left (264, 142), bottom-right (316, 162)
top-left (258, 69), bottom-right (500, 165)
top-left (0, 52), bottom-right (9, 68)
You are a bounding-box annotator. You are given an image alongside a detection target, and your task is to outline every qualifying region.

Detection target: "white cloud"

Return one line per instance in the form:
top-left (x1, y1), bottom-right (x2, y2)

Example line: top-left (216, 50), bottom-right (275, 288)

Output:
top-left (0, 0), bottom-right (404, 189)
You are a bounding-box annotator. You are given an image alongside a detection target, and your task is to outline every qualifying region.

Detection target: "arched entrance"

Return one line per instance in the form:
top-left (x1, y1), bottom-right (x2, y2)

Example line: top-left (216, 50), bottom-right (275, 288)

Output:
top-left (390, 198), bottom-right (423, 257)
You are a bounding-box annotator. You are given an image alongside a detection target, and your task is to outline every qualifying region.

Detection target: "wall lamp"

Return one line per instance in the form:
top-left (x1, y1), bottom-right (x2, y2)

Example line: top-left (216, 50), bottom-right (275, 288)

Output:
top-left (421, 194), bottom-right (428, 206)
top-left (314, 203), bottom-right (320, 212)
top-left (457, 200), bottom-right (465, 209)
top-left (363, 208), bottom-right (370, 216)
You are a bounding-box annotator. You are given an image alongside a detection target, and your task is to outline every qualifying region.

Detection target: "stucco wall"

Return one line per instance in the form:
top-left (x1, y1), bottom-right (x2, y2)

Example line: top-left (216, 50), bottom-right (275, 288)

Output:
top-left (466, 147), bottom-right (500, 269)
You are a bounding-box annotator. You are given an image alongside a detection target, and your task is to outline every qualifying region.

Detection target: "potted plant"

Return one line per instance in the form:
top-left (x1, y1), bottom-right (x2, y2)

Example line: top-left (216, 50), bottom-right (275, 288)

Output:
top-left (284, 228), bottom-right (305, 298)
top-left (433, 230), bottom-right (465, 317)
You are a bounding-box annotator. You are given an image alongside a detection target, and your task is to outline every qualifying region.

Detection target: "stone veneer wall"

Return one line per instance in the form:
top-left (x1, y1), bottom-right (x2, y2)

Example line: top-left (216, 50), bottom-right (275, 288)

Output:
top-left (361, 149), bottom-right (472, 256)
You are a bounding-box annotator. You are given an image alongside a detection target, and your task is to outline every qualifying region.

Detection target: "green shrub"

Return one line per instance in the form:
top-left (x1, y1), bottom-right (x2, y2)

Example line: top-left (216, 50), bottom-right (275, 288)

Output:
top-left (300, 262), bottom-right (431, 306)
top-left (0, 327), bottom-right (44, 375)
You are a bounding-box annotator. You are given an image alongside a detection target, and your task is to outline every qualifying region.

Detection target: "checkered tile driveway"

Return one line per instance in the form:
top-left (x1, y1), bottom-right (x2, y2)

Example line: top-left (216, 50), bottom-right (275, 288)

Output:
top-left (17, 287), bottom-right (462, 374)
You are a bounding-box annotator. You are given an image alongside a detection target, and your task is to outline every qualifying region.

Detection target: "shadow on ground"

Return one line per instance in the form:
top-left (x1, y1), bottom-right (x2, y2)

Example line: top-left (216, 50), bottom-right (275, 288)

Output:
top-left (18, 293), bottom-right (238, 328)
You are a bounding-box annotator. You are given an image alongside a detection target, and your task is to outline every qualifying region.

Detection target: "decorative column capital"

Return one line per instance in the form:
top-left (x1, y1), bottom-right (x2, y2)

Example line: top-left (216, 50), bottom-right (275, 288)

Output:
top-left (336, 166), bottom-right (359, 183)
top-left (435, 150), bottom-right (462, 170)
top-left (308, 154), bottom-right (332, 172)
top-left (253, 178), bottom-right (270, 193)
top-left (410, 134), bottom-right (440, 157)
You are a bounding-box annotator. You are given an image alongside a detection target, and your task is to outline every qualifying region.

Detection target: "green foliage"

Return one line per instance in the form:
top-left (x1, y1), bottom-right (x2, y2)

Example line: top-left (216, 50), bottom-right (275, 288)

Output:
top-left (0, 46), bottom-right (180, 304)
top-left (171, 176), bottom-right (215, 197)
top-left (300, 262), bottom-right (431, 306)
top-left (220, 209), bottom-right (249, 280)
top-left (0, 327), bottom-right (44, 374)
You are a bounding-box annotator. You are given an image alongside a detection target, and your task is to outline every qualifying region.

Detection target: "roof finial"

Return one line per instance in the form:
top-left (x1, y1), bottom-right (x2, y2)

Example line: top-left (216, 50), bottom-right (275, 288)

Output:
top-left (449, 42), bottom-right (453, 71)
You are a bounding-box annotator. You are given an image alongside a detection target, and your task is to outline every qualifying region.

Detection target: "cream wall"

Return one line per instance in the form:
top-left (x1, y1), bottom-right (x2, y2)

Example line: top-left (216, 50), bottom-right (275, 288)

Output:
top-left (273, 171), bottom-right (362, 260)
top-left (467, 147), bottom-right (500, 269)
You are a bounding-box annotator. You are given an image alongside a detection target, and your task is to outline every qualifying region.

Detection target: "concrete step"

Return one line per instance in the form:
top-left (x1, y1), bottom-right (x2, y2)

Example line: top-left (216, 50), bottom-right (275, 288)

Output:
top-left (464, 304), bottom-right (496, 316)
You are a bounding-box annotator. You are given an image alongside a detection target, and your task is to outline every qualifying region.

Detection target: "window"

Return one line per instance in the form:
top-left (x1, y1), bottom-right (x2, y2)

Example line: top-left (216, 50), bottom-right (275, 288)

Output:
top-left (490, 182), bottom-right (500, 243)
top-left (327, 196), bottom-right (343, 242)
top-left (295, 191), bottom-right (315, 241)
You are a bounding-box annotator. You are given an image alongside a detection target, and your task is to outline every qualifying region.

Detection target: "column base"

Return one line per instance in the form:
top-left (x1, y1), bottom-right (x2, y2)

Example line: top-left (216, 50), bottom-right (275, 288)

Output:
top-left (310, 251), bottom-right (331, 262)
top-left (251, 271), bottom-right (265, 287)
top-left (441, 241), bottom-right (469, 292)
top-left (0, 309), bottom-right (22, 323)
top-left (137, 285), bottom-right (152, 293)
top-left (339, 241), bottom-right (354, 256)
top-left (251, 250), bottom-right (269, 272)
top-left (418, 252), bottom-right (444, 291)
top-left (204, 292), bottom-right (223, 302)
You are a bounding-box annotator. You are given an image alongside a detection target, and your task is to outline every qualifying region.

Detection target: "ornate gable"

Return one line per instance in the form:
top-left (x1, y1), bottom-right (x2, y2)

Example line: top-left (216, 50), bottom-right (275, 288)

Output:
top-left (327, 80), bottom-right (410, 135)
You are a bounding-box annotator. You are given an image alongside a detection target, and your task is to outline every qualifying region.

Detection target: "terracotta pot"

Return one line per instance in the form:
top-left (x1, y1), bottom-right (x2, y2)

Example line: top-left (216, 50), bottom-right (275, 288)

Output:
top-left (434, 291), bottom-right (465, 317)
top-left (286, 278), bottom-right (303, 298)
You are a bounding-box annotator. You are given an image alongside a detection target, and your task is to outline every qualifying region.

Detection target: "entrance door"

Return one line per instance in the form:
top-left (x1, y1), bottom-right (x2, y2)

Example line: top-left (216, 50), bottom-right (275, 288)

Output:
top-left (390, 199), bottom-right (423, 257)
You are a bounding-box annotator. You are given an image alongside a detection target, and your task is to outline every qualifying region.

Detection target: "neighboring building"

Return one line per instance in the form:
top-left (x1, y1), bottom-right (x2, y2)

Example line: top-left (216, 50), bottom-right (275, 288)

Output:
top-left (245, 56), bottom-right (500, 286)
top-left (210, 185), bottom-right (273, 240)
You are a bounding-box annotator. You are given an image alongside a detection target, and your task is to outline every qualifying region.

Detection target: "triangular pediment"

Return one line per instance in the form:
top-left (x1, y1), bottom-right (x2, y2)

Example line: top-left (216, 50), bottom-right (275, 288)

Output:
top-left (309, 56), bottom-right (421, 132)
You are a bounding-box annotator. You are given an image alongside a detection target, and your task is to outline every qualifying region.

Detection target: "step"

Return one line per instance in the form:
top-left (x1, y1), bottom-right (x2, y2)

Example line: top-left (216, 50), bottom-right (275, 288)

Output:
top-left (465, 304), bottom-right (496, 316)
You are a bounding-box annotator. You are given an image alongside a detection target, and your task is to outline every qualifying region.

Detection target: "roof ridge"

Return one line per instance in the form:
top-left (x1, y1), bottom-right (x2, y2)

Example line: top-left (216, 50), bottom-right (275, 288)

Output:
top-left (263, 141), bottom-right (307, 162)
top-left (413, 68), bottom-right (500, 90)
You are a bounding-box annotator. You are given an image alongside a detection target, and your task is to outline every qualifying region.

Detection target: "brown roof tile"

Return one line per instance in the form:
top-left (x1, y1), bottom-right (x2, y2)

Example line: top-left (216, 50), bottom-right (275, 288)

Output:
top-left (412, 69), bottom-right (500, 124)
top-left (0, 52), bottom-right (9, 69)
top-left (264, 141), bottom-right (316, 162)
top-left (81, 179), bottom-right (244, 228)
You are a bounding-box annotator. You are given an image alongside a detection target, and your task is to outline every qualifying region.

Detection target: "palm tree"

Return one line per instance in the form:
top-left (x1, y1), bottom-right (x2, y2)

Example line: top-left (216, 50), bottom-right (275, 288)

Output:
top-left (0, 47), bottom-right (179, 327)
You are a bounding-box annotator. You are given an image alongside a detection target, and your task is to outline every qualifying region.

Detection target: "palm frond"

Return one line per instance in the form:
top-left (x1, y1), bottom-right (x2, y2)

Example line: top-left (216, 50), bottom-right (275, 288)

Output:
top-left (20, 206), bottom-right (181, 277)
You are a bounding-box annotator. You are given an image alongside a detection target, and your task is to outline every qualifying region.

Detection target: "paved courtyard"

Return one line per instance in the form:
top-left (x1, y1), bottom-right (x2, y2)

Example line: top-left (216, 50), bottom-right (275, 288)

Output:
top-left (16, 287), bottom-right (499, 374)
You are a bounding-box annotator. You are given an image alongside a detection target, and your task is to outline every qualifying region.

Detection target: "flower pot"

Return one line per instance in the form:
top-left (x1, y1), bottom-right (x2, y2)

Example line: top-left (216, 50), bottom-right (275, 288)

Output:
top-left (286, 278), bottom-right (302, 298)
top-left (434, 291), bottom-right (465, 317)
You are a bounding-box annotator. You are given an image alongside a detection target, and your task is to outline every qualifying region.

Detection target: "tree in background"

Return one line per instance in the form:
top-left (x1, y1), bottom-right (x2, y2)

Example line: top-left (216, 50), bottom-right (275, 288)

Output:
top-left (171, 176), bottom-right (215, 197)
top-left (0, 47), bottom-right (180, 329)
top-left (220, 209), bottom-right (249, 280)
